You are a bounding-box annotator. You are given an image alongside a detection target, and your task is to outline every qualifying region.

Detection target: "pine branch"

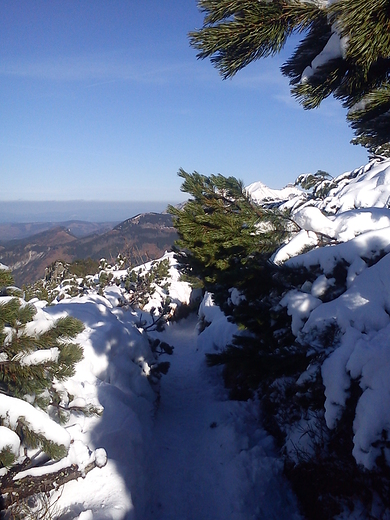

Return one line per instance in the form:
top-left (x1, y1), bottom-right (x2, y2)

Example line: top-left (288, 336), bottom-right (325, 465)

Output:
top-left (190, 0), bottom-right (324, 79)
top-left (190, 0), bottom-right (390, 152)
top-left (0, 270), bottom-right (15, 290)
top-left (1, 457), bottom-right (104, 510)
top-left (329, 0), bottom-right (390, 71)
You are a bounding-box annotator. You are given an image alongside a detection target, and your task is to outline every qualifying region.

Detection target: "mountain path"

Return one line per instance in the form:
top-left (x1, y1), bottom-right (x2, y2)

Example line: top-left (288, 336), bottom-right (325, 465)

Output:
top-left (141, 315), bottom-right (302, 520)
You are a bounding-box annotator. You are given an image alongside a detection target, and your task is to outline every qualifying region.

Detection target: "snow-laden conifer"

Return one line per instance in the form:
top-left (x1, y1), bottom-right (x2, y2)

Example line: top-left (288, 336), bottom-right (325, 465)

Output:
top-left (0, 269), bottom-right (106, 517)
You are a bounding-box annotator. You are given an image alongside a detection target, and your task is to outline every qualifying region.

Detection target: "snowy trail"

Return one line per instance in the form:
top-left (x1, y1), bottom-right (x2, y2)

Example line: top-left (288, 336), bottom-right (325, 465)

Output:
top-left (142, 315), bottom-right (302, 520)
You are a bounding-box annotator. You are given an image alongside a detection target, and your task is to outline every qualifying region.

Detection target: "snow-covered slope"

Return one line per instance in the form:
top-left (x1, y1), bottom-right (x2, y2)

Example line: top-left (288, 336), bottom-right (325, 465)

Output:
top-left (246, 180), bottom-right (301, 204)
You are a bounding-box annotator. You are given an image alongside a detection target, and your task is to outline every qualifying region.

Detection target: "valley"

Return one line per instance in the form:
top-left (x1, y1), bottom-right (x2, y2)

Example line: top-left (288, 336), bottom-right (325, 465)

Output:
top-left (0, 213), bottom-right (177, 287)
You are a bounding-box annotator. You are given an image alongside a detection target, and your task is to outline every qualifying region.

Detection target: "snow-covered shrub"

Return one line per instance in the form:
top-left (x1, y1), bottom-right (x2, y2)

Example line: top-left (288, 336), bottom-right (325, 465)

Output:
top-left (24, 259), bottom-right (100, 304)
top-left (0, 269), bottom-right (106, 517)
top-left (171, 160), bottom-right (390, 518)
top-left (294, 170), bottom-right (336, 200)
top-left (275, 159), bottom-right (390, 517)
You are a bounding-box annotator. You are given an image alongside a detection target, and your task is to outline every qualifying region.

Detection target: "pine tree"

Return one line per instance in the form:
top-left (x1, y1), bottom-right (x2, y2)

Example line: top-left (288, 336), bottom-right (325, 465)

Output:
top-left (168, 168), bottom-right (290, 305)
top-left (169, 170), bottom-right (307, 398)
top-left (189, 0), bottom-right (390, 156)
top-left (0, 269), bottom-right (104, 516)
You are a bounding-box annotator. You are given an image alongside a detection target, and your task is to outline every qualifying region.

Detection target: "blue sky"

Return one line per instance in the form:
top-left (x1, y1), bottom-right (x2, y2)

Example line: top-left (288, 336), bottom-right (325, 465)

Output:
top-left (1, 0), bottom-right (368, 203)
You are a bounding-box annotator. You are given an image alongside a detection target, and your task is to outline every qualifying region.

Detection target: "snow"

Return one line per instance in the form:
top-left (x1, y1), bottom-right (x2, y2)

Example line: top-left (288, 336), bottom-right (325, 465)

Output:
top-left (42, 294), bottom-right (156, 519)
top-left (280, 290), bottom-right (322, 337)
top-left (301, 252), bottom-right (390, 336)
top-left (0, 426), bottom-right (20, 458)
top-left (285, 226), bottom-right (390, 276)
top-left (17, 282), bottom-right (300, 519)
top-left (273, 229), bottom-right (318, 265)
top-left (246, 180), bottom-right (301, 204)
top-left (301, 32), bottom-right (343, 83)
top-left (265, 157), bottom-right (390, 472)
top-left (142, 315), bottom-right (301, 520)
top-left (5, 156), bottom-right (390, 516)
top-left (318, 159), bottom-right (390, 213)
top-left (0, 394), bottom-right (71, 451)
top-left (197, 292), bottom-right (238, 353)
top-left (15, 440), bottom-right (102, 479)
top-left (0, 248), bottom-right (305, 518)
top-left (293, 206), bottom-right (337, 237)
top-left (19, 346), bottom-right (60, 366)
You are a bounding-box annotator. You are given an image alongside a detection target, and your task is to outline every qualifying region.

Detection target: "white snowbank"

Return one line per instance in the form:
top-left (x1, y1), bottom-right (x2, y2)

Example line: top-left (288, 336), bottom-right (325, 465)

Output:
top-left (293, 206), bottom-right (337, 238)
top-left (272, 158), bottom-right (390, 470)
top-left (197, 292), bottom-right (238, 352)
top-left (286, 226), bottom-right (390, 279)
top-left (0, 394), bottom-right (70, 451)
top-left (302, 253), bottom-right (390, 336)
top-left (0, 426), bottom-right (20, 457)
top-left (280, 290), bottom-right (322, 337)
top-left (273, 230), bottom-right (318, 265)
top-left (320, 159), bottom-right (390, 214)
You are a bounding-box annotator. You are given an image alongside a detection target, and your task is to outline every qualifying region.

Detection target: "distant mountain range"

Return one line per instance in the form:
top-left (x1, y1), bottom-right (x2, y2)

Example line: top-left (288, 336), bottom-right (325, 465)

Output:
top-left (0, 200), bottom-right (174, 223)
top-left (0, 213), bottom-right (178, 287)
top-left (0, 221), bottom-right (117, 242)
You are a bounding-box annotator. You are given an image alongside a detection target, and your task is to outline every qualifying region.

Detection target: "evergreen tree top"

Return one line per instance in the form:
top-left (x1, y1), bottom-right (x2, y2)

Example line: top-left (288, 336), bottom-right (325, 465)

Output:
top-left (169, 169), bottom-right (290, 298)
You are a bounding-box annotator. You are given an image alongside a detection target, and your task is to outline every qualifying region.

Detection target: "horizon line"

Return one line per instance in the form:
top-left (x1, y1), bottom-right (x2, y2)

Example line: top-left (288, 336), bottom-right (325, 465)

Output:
top-left (0, 199), bottom-right (181, 203)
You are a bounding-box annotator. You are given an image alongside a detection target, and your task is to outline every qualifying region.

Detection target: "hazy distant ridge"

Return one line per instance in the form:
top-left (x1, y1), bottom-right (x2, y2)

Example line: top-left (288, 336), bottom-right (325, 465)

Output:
top-left (0, 201), bottom-right (177, 223)
top-left (0, 221), bottom-right (117, 243)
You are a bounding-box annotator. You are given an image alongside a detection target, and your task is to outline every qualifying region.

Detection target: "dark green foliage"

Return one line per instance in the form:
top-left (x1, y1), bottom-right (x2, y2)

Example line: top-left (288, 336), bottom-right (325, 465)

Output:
top-left (294, 170), bottom-right (336, 199)
top-left (150, 338), bottom-right (174, 356)
top-left (348, 84), bottom-right (390, 155)
top-left (0, 268), bottom-right (23, 299)
top-left (0, 448), bottom-right (16, 469)
top-left (14, 418), bottom-right (68, 461)
top-left (190, 0), bottom-right (323, 79)
top-left (170, 168), bottom-right (390, 516)
top-left (0, 273), bottom-right (108, 516)
top-left (148, 339), bottom-right (174, 387)
top-left (124, 258), bottom-right (173, 331)
top-left (0, 301), bottom-right (84, 404)
top-left (207, 305), bottom-right (308, 400)
top-left (329, 0), bottom-right (390, 69)
top-left (0, 283), bottom-right (104, 516)
top-left (24, 258), bottom-right (103, 303)
top-left (98, 270), bottom-right (114, 293)
top-left (23, 279), bottom-right (50, 303)
top-left (170, 170), bottom-right (310, 394)
top-left (168, 168), bottom-right (290, 299)
top-left (190, 0), bottom-right (390, 155)
top-left (0, 290), bottom-right (90, 520)
top-left (284, 379), bottom-right (390, 520)
top-left (68, 258), bottom-right (100, 278)
top-left (140, 297), bottom-right (172, 332)
top-left (25, 260), bottom-right (87, 303)
top-left (0, 270), bottom-right (14, 290)
top-left (152, 361), bottom-right (170, 376)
